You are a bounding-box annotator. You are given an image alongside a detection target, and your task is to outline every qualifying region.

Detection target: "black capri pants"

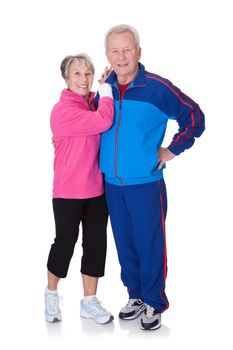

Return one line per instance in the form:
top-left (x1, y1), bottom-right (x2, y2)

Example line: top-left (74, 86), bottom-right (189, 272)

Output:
top-left (47, 194), bottom-right (108, 278)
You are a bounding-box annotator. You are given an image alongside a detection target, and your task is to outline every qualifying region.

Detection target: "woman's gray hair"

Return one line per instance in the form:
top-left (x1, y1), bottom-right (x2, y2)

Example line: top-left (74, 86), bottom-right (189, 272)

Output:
top-left (104, 24), bottom-right (140, 51)
top-left (60, 53), bottom-right (95, 80)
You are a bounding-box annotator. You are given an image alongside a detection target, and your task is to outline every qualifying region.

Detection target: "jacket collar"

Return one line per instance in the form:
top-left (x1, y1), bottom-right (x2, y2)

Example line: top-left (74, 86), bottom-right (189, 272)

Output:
top-left (106, 62), bottom-right (146, 88)
top-left (60, 89), bottom-right (95, 106)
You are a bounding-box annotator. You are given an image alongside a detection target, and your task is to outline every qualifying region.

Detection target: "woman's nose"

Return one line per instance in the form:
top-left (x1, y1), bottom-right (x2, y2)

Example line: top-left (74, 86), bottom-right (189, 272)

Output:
top-left (80, 74), bottom-right (87, 82)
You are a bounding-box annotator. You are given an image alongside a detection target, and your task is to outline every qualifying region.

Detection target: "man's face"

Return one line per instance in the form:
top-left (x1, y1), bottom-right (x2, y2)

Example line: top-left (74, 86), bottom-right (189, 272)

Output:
top-left (106, 31), bottom-right (141, 84)
top-left (66, 60), bottom-right (94, 98)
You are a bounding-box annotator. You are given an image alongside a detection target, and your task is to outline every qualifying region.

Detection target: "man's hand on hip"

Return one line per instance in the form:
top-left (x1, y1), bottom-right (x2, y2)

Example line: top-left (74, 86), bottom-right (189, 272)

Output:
top-left (157, 147), bottom-right (176, 170)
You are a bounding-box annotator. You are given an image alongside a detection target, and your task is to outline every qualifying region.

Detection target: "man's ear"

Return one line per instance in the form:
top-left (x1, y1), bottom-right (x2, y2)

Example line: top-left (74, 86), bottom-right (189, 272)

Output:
top-left (138, 47), bottom-right (142, 60)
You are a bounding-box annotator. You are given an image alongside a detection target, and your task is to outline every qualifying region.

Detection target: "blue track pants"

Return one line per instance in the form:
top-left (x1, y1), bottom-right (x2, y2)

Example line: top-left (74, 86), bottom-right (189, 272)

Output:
top-left (105, 179), bottom-right (169, 312)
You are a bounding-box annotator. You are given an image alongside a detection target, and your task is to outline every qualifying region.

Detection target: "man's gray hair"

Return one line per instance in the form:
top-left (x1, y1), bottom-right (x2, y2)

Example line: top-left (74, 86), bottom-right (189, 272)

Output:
top-left (104, 24), bottom-right (140, 51)
top-left (60, 53), bottom-right (95, 80)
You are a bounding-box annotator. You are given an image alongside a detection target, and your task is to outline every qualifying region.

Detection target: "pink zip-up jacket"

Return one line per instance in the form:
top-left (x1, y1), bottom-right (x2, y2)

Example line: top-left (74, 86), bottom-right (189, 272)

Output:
top-left (50, 87), bottom-right (114, 199)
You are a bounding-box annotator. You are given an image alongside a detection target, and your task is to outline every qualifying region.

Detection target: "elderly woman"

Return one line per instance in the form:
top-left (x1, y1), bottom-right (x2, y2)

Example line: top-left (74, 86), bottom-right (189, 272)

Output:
top-left (45, 53), bottom-right (114, 324)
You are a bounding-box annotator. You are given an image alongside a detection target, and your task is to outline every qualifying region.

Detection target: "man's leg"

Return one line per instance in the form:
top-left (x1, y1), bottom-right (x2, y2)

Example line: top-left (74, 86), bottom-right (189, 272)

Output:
top-left (124, 179), bottom-right (169, 313)
top-left (105, 183), bottom-right (141, 299)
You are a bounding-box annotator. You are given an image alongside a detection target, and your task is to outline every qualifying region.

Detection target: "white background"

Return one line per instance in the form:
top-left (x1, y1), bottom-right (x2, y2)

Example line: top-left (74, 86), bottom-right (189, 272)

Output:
top-left (0, 0), bottom-right (232, 349)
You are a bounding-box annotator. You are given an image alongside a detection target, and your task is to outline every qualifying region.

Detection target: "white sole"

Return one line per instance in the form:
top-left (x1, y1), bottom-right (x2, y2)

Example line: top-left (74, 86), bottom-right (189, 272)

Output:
top-left (80, 310), bottom-right (114, 324)
top-left (45, 314), bottom-right (62, 323)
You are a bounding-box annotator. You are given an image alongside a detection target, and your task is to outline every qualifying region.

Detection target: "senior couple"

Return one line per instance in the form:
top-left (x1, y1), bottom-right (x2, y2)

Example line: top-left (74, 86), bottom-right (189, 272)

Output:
top-left (45, 24), bottom-right (205, 330)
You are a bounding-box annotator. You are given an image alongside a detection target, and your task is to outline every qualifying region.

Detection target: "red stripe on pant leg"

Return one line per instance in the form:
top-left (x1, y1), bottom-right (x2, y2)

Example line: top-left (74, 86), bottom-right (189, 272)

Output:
top-left (159, 181), bottom-right (169, 312)
top-left (159, 187), bottom-right (167, 280)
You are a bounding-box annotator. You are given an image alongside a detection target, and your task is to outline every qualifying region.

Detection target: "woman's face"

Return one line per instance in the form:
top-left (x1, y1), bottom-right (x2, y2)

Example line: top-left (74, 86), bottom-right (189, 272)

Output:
top-left (66, 60), bottom-right (94, 98)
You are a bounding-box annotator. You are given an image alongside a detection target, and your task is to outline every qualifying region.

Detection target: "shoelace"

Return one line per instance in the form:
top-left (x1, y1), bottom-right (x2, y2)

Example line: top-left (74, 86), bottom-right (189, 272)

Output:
top-left (144, 304), bottom-right (156, 317)
top-left (46, 294), bottom-right (62, 313)
top-left (126, 298), bottom-right (140, 308)
top-left (88, 300), bottom-right (108, 316)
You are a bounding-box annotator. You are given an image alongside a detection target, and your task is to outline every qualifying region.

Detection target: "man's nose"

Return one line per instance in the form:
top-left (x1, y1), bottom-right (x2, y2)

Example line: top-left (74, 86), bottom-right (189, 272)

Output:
top-left (118, 51), bottom-right (126, 60)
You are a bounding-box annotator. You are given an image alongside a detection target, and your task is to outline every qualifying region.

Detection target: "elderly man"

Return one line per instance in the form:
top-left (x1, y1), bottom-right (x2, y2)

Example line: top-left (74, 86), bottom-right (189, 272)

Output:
top-left (100, 24), bottom-right (205, 330)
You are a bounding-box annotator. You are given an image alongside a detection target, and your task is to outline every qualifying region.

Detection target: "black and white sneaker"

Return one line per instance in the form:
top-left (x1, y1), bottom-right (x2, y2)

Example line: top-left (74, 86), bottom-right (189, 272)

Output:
top-left (119, 299), bottom-right (146, 320)
top-left (140, 304), bottom-right (161, 330)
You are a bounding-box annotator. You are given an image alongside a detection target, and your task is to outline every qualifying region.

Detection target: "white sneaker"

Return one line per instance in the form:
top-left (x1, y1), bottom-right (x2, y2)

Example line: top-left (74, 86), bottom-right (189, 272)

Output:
top-left (45, 289), bottom-right (62, 323)
top-left (80, 297), bottom-right (114, 324)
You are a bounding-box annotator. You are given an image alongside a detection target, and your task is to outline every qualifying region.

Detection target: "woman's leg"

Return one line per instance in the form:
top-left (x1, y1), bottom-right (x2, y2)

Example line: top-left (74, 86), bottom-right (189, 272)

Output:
top-left (79, 195), bottom-right (113, 324)
top-left (47, 198), bottom-right (84, 278)
top-left (47, 270), bottom-right (60, 291)
top-left (80, 194), bottom-right (108, 279)
top-left (81, 274), bottom-right (98, 296)
top-left (45, 198), bottom-right (84, 323)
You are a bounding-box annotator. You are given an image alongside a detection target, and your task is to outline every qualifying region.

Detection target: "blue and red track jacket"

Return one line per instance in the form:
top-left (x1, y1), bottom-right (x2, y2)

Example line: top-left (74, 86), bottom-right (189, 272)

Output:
top-left (100, 63), bottom-right (205, 186)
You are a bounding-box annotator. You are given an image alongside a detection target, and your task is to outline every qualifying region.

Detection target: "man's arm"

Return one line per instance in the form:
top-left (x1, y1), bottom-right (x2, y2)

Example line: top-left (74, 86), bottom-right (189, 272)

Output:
top-left (157, 80), bottom-right (205, 169)
top-left (167, 91), bottom-right (205, 155)
top-left (161, 80), bottom-right (205, 157)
